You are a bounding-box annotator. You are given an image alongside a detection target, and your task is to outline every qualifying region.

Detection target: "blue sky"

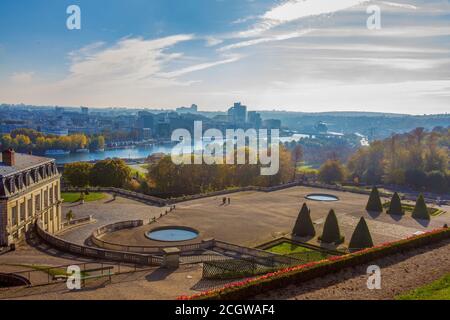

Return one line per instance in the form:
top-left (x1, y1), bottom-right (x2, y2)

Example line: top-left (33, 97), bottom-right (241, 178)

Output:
top-left (0, 0), bottom-right (449, 114)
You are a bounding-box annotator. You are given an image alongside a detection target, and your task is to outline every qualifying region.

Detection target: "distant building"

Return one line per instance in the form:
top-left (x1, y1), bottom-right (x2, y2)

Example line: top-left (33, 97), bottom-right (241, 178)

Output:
top-left (263, 119), bottom-right (282, 130)
top-left (247, 111), bottom-right (262, 129)
top-left (80, 107), bottom-right (89, 115)
top-left (228, 102), bottom-right (247, 124)
top-left (0, 149), bottom-right (62, 247)
top-left (41, 128), bottom-right (69, 137)
top-left (176, 104), bottom-right (198, 114)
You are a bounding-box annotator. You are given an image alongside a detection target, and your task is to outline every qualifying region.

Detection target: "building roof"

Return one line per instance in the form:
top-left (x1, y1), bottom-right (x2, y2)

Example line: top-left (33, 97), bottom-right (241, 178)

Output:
top-left (0, 153), bottom-right (54, 177)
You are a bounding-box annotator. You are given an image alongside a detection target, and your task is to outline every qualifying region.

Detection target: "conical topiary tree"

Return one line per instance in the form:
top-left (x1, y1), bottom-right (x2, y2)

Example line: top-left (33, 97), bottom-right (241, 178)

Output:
top-left (349, 217), bottom-right (374, 252)
top-left (387, 192), bottom-right (404, 216)
top-left (412, 194), bottom-right (430, 220)
top-left (292, 203), bottom-right (316, 237)
top-left (319, 209), bottom-right (344, 244)
top-left (366, 187), bottom-right (383, 213)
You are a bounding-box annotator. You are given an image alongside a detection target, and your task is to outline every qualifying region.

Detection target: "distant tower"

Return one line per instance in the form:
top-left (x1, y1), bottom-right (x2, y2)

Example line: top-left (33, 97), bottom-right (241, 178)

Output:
top-left (80, 106), bottom-right (89, 115)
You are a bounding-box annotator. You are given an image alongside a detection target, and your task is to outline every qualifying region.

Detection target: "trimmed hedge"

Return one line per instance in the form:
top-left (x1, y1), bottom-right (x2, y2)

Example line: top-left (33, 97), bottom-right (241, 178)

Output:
top-left (179, 227), bottom-right (450, 300)
top-left (366, 186), bottom-right (383, 213)
top-left (292, 203), bottom-right (316, 237)
top-left (387, 192), bottom-right (404, 216)
top-left (319, 209), bottom-right (344, 245)
top-left (349, 217), bottom-right (374, 252)
top-left (412, 194), bottom-right (431, 220)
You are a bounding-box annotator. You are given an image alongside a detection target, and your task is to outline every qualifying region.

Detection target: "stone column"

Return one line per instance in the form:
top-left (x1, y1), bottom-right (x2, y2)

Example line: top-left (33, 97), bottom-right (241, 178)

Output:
top-left (162, 247), bottom-right (181, 269)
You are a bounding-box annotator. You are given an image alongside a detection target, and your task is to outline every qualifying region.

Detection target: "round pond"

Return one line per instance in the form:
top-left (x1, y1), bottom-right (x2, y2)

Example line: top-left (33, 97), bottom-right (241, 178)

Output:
top-left (305, 194), bottom-right (340, 202)
top-left (145, 227), bottom-right (199, 242)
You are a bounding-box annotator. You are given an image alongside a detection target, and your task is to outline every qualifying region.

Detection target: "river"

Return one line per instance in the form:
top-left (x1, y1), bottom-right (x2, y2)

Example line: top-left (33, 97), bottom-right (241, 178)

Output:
top-left (51, 133), bottom-right (364, 164)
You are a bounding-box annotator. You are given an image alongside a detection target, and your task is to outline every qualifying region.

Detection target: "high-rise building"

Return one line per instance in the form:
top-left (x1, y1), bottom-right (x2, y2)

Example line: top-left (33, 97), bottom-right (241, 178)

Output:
top-left (227, 102), bottom-right (247, 124)
top-left (80, 107), bottom-right (89, 115)
top-left (247, 111), bottom-right (262, 128)
top-left (0, 149), bottom-right (62, 247)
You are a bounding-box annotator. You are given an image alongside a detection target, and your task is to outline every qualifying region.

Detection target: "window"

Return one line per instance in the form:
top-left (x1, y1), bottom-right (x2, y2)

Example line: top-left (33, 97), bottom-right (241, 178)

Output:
top-left (11, 206), bottom-right (18, 226)
top-left (49, 186), bottom-right (54, 204)
top-left (20, 202), bottom-right (25, 222)
top-left (44, 211), bottom-right (48, 224)
top-left (49, 208), bottom-right (53, 221)
top-left (35, 194), bottom-right (41, 212)
top-left (44, 190), bottom-right (48, 208)
top-left (54, 185), bottom-right (59, 201)
top-left (28, 198), bottom-right (33, 217)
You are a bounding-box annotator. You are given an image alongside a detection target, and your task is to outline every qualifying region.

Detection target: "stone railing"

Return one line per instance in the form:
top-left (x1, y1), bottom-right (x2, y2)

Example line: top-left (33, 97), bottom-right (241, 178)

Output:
top-left (35, 219), bottom-right (163, 266)
top-left (91, 220), bottom-right (215, 254)
top-left (167, 181), bottom-right (302, 204)
top-left (60, 215), bottom-right (94, 230)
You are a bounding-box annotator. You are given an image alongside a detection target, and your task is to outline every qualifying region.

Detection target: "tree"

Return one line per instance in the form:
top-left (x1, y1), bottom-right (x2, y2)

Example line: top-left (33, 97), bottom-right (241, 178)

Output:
top-left (412, 194), bottom-right (430, 220)
top-left (349, 217), bottom-right (374, 252)
top-left (404, 169), bottom-right (427, 190)
top-left (89, 136), bottom-right (105, 151)
top-left (318, 160), bottom-right (345, 184)
top-left (319, 209), bottom-right (344, 244)
top-left (291, 145), bottom-right (303, 181)
top-left (366, 187), bottom-right (383, 213)
top-left (90, 159), bottom-right (131, 188)
top-left (387, 192), bottom-right (404, 216)
top-left (292, 203), bottom-right (315, 237)
top-left (426, 171), bottom-right (448, 194)
top-left (63, 162), bottom-right (93, 187)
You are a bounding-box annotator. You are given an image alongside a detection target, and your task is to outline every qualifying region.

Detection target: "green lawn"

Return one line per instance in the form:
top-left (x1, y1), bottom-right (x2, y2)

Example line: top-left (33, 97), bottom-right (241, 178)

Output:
top-left (266, 242), bottom-right (330, 263)
top-left (62, 192), bottom-right (106, 203)
top-left (396, 273), bottom-right (450, 300)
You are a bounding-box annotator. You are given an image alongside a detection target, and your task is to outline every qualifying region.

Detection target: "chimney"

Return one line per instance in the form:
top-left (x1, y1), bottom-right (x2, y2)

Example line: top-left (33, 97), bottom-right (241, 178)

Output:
top-left (2, 149), bottom-right (16, 166)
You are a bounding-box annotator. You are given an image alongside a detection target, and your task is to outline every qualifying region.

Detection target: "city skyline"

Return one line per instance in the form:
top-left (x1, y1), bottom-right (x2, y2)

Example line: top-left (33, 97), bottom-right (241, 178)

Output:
top-left (1, 0), bottom-right (449, 114)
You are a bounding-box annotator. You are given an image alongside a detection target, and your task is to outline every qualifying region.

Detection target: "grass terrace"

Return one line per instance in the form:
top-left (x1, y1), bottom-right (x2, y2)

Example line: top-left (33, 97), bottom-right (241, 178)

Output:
top-left (397, 273), bottom-right (450, 300)
top-left (62, 192), bottom-right (106, 203)
top-left (266, 242), bottom-right (331, 263)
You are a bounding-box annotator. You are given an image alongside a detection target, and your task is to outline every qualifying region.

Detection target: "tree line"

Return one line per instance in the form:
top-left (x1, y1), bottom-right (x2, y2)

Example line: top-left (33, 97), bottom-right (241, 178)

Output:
top-left (63, 146), bottom-right (295, 198)
top-left (305, 127), bottom-right (449, 193)
top-left (0, 128), bottom-right (105, 153)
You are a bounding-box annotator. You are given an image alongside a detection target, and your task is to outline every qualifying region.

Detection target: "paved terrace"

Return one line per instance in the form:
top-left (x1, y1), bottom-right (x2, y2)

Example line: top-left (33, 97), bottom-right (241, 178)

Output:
top-left (61, 186), bottom-right (450, 249)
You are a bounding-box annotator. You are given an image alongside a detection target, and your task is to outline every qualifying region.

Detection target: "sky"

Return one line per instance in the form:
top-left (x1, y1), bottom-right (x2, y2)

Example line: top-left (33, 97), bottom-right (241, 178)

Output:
top-left (0, 0), bottom-right (449, 114)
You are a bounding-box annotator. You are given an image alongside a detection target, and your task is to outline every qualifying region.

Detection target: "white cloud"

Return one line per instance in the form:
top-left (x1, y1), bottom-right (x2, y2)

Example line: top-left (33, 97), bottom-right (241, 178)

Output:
top-left (380, 1), bottom-right (418, 10)
top-left (158, 54), bottom-right (242, 78)
top-left (205, 37), bottom-right (224, 47)
top-left (218, 30), bottom-right (313, 51)
top-left (239, 0), bottom-right (370, 37)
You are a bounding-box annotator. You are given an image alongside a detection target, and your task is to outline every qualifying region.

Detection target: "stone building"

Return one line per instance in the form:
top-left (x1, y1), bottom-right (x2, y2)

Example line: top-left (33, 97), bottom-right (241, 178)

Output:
top-left (0, 149), bottom-right (62, 247)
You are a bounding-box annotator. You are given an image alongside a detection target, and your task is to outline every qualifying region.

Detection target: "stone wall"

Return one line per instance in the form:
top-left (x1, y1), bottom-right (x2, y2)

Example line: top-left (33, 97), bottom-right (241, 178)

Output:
top-left (35, 219), bottom-right (163, 266)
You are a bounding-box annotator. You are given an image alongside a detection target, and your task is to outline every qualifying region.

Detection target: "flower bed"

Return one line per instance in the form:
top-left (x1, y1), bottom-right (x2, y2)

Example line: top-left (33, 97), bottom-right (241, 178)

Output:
top-left (178, 227), bottom-right (450, 300)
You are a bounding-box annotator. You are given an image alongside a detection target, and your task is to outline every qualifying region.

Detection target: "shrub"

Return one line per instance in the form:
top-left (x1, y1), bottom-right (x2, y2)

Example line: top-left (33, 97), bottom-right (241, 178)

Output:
top-left (366, 187), bottom-right (383, 213)
top-left (349, 217), bottom-right (374, 252)
top-left (292, 203), bottom-right (315, 237)
top-left (412, 194), bottom-right (431, 220)
top-left (387, 192), bottom-right (404, 216)
top-left (319, 209), bottom-right (344, 244)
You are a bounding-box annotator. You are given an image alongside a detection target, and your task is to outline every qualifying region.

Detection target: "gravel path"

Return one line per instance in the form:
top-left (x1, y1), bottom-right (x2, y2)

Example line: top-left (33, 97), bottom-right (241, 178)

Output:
top-left (256, 238), bottom-right (450, 300)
